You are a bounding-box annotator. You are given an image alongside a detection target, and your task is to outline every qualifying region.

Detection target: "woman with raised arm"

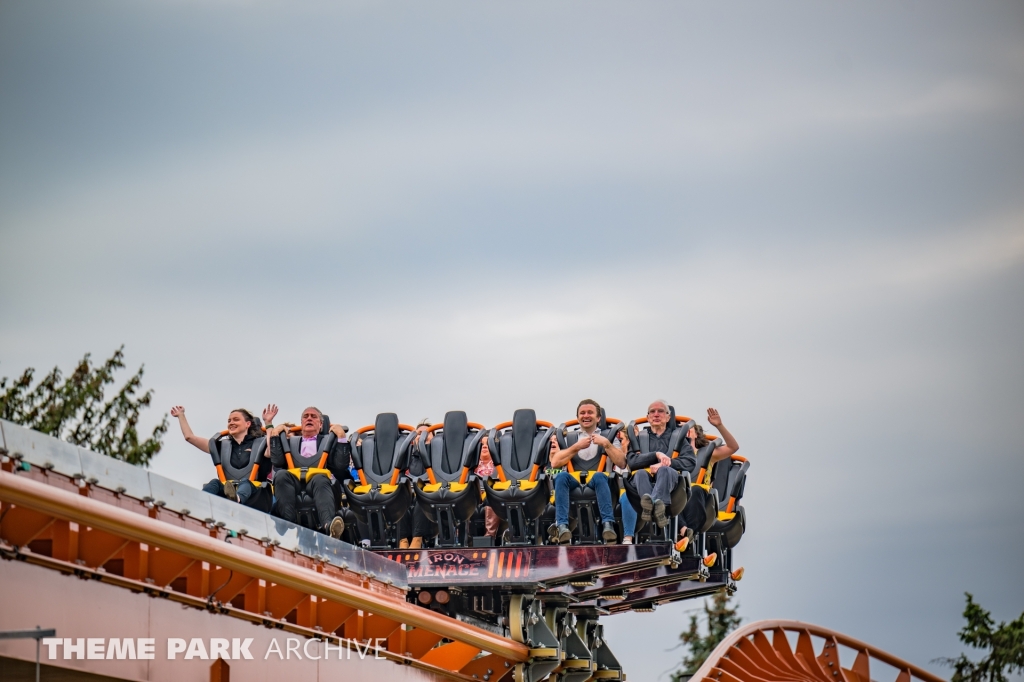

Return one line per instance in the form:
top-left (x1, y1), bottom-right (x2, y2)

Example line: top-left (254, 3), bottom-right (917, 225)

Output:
top-left (170, 404), bottom-right (278, 513)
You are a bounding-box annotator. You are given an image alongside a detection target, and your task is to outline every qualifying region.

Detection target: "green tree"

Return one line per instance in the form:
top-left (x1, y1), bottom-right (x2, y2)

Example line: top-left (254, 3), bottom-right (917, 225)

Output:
top-left (938, 593), bottom-right (1024, 682)
top-left (1, 346), bottom-right (167, 466)
top-left (671, 588), bottom-right (742, 681)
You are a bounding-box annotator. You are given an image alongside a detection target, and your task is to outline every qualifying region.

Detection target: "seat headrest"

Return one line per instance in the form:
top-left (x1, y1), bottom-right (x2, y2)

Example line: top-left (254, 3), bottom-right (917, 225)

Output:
top-left (320, 414), bottom-right (331, 435)
top-left (598, 408), bottom-right (607, 430)
top-left (375, 413), bottom-right (398, 444)
top-left (512, 409), bottom-right (536, 435)
top-left (511, 409), bottom-right (537, 472)
top-left (666, 405), bottom-right (677, 431)
top-left (442, 411), bottom-right (469, 472)
top-left (372, 413), bottom-right (400, 475)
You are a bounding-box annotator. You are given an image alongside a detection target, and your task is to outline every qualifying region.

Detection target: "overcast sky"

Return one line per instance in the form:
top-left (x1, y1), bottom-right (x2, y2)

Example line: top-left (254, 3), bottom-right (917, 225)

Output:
top-left (1, 1), bottom-right (1022, 679)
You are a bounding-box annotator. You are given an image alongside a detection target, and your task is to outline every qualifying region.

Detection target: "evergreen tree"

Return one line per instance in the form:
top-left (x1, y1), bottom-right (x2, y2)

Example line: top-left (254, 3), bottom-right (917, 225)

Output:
top-left (671, 588), bottom-right (742, 681)
top-left (1, 346), bottom-right (167, 466)
top-left (938, 593), bottom-right (1024, 682)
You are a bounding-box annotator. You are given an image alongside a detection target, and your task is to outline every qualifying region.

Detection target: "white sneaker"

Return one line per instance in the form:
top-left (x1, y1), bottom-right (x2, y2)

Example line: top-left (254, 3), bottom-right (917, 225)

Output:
top-left (622, 537), bottom-right (633, 545)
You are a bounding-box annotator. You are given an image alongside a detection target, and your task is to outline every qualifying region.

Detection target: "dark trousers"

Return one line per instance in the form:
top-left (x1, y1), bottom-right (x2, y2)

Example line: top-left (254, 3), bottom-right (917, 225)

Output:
top-left (397, 507), bottom-right (413, 541)
top-left (202, 478), bottom-right (273, 513)
top-left (633, 467), bottom-right (680, 504)
top-left (554, 471), bottom-right (614, 525)
top-left (272, 472), bottom-right (337, 530)
top-left (412, 502), bottom-right (438, 538)
top-left (680, 486), bottom-right (710, 532)
top-left (397, 501), bottom-right (436, 540)
top-left (354, 502), bottom-right (428, 544)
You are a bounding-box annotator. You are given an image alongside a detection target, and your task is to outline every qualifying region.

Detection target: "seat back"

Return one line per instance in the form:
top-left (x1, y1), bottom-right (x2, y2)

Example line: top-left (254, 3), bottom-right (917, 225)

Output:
top-left (418, 411), bottom-right (486, 483)
top-left (690, 437), bottom-right (723, 487)
top-left (556, 409), bottom-right (624, 473)
top-left (351, 413), bottom-right (416, 485)
top-left (709, 455), bottom-right (749, 515)
top-left (487, 409), bottom-right (553, 481)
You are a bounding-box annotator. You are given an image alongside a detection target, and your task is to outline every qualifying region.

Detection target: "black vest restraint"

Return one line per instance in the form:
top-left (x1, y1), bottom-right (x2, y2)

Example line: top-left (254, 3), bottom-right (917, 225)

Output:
top-left (566, 427), bottom-right (619, 473)
top-left (279, 431), bottom-right (338, 471)
top-left (637, 427), bottom-right (688, 458)
top-left (207, 434), bottom-right (267, 483)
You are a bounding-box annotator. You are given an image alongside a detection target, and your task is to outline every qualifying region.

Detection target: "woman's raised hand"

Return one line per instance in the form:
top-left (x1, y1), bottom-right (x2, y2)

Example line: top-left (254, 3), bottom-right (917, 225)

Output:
top-left (170, 406), bottom-right (185, 418)
top-left (707, 407), bottom-right (723, 427)
top-left (262, 404), bottom-right (279, 423)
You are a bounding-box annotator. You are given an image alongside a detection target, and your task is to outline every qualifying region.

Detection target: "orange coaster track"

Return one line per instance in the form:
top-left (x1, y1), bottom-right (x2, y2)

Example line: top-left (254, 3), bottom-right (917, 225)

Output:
top-left (690, 620), bottom-right (945, 682)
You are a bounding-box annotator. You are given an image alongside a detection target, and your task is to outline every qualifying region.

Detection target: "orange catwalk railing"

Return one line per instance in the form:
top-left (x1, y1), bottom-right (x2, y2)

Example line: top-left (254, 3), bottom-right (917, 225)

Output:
top-left (690, 620), bottom-right (945, 682)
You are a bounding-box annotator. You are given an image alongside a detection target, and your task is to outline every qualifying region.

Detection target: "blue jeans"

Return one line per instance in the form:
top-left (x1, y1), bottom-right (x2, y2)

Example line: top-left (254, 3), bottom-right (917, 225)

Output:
top-left (620, 489), bottom-right (637, 537)
top-left (554, 471), bottom-right (614, 526)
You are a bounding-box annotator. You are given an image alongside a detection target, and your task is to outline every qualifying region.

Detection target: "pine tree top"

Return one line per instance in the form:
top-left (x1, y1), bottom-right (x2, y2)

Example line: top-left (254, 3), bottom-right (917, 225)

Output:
top-left (939, 593), bottom-right (1024, 682)
top-left (671, 588), bottom-right (742, 681)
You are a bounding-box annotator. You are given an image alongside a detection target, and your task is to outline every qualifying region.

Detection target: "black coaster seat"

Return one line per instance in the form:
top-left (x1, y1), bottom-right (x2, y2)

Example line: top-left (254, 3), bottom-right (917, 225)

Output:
top-left (483, 409), bottom-right (555, 545)
top-left (343, 413), bottom-right (416, 547)
top-left (684, 435), bottom-right (724, 534)
top-left (707, 454), bottom-right (749, 549)
top-left (412, 411), bottom-right (487, 547)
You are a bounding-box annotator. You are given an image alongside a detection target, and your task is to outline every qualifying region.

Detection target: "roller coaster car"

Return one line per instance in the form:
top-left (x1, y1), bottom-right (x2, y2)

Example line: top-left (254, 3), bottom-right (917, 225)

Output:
top-left (413, 411), bottom-right (487, 547)
top-left (707, 454), bottom-right (748, 549)
top-left (277, 416), bottom-right (337, 531)
top-left (483, 409), bottom-right (555, 546)
top-left (553, 410), bottom-right (625, 544)
top-left (623, 406), bottom-right (694, 540)
top-left (344, 413), bottom-right (416, 548)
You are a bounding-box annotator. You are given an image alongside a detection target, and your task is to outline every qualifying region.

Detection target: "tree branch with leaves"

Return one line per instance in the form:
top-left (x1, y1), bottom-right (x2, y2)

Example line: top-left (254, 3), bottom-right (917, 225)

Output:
top-left (937, 593), bottom-right (1024, 682)
top-left (1, 346), bottom-right (167, 466)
